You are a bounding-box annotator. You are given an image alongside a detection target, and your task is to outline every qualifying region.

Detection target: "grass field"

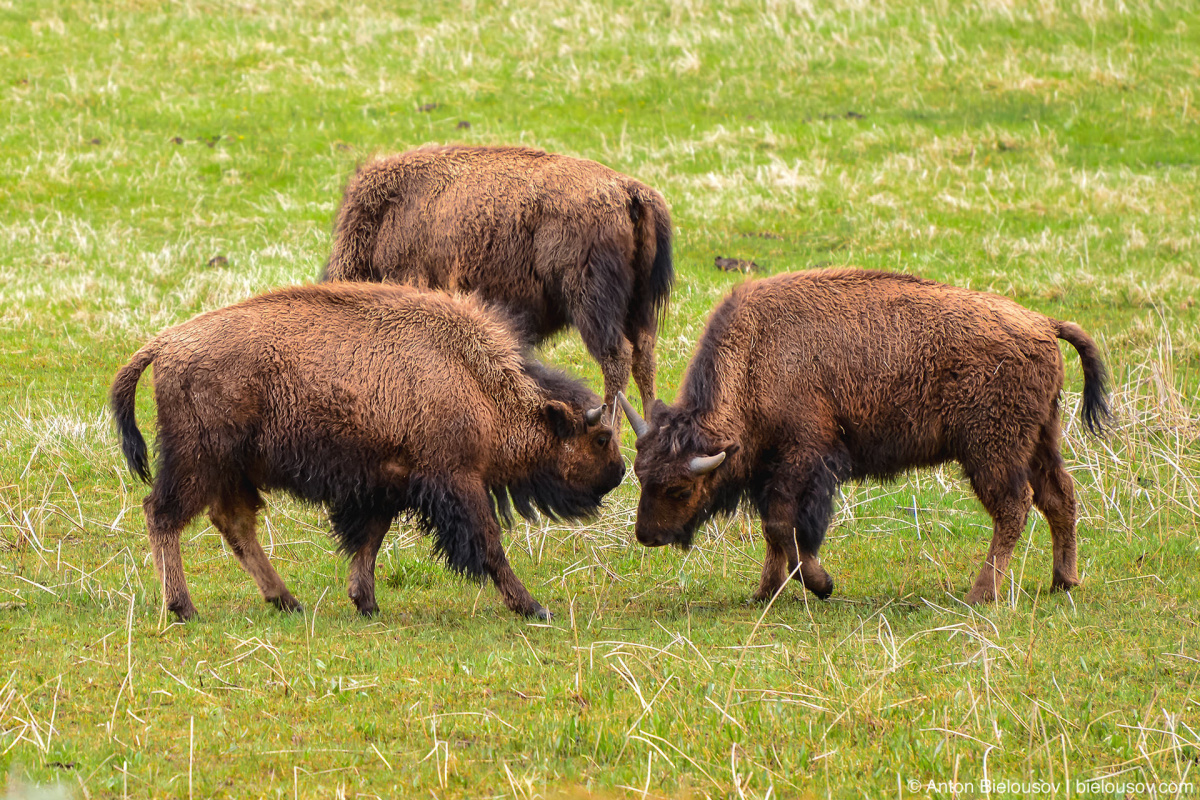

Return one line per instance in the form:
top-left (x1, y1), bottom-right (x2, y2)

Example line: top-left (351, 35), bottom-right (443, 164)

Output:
top-left (2, 0), bottom-right (1199, 797)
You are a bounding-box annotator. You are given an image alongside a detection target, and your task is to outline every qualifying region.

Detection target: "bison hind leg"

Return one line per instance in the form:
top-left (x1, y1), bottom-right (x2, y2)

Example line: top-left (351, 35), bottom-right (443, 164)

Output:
top-left (573, 244), bottom-right (636, 410)
top-left (210, 482), bottom-right (302, 613)
top-left (964, 464), bottom-right (1034, 604)
top-left (143, 465), bottom-right (208, 621)
top-left (629, 326), bottom-right (657, 412)
top-left (1029, 420), bottom-right (1080, 592)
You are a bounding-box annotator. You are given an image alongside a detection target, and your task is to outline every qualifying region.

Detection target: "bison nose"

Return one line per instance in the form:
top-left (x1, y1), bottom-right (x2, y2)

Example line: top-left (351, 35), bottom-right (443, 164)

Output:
top-left (604, 461), bottom-right (626, 492)
top-left (634, 526), bottom-right (669, 548)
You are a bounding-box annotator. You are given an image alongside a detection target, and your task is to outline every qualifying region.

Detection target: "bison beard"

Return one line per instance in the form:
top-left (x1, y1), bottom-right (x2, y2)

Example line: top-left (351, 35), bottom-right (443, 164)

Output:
top-left (110, 283), bottom-right (624, 621)
top-left (622, 268), bottom-right (1111, 606)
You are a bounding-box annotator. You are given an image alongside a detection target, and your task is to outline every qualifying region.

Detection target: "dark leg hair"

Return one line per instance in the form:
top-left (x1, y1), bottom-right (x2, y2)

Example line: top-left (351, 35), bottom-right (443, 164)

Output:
top-left (629, 326), bottom-right (657, 413)
top-left (411, 473), bottom-right (547, 619)
top-left (964, 464), bottom-right (1034, 604)
top-left (329, 493), bottom-right (401, 615)
top-left (209, 481), bottom-right (301, 613)
top-left (573, 243), bottom-right (635, 410)
top-left (346, 516), bottom-right (392, 616)
top-left (143, 454), bottom-right (209, 621)
top-left (1028, 419), bottom-right (1081, 592)
top-left (754, 447), bottom-right (847, 602)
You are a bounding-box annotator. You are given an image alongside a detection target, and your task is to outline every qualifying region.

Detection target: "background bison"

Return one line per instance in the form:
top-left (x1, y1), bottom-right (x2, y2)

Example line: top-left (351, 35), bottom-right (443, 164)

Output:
top-left (111, 284), bottom-right (625, 620)
top-left (619, 268), bottom-right (1110, 605)
top-left (322, 144), bottom-right (674, 412)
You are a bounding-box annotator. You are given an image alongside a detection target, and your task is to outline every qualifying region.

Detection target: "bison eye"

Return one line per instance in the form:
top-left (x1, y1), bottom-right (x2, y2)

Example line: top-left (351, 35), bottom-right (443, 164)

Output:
top-left (595, 433), bottom-right (611, 448)
top-left (665, 485), bottom-right (693, 501)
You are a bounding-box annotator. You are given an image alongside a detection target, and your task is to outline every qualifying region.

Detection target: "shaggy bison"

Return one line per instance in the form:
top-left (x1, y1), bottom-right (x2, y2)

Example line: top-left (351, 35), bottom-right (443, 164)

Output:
top-left (322, 145), bottom-right (673, 412)
top-left (110, 284), bottom-right (625, 621)
top-left (618, 268), bottom-right (1110, 605)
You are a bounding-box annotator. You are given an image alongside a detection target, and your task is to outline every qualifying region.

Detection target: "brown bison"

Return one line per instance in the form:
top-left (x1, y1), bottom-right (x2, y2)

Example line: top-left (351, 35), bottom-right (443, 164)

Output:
top-left (322, 144), bottom-right (673, 412)
top-left (110, 284), bottom-right (625, 621)
top-left (618, 268), bottom-right (1110, 605)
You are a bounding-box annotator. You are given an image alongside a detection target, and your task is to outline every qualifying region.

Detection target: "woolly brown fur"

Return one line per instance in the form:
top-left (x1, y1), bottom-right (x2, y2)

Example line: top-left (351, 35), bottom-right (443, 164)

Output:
top-left (322, 145), bottom-right (674, 412)
top-left (110, 283), bottom-right (625, 621)
top-left (627, 268), bottom-right (1111, 605)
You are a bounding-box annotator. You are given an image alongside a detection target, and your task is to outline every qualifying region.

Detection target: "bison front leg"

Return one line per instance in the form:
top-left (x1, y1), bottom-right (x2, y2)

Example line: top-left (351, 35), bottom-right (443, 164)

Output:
top-left (419, 475), bottom-right (549, 620)
top-left (759, 510), bottom-right (835, 602)
top-left (754, 452), bottom-right (843, 602)
top-left (757, 503), bottom-right (837, 603)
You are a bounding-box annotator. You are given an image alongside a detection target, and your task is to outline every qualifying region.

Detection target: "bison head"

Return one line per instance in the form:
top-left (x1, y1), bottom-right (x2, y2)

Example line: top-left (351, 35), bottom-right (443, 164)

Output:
top-left (617, 393), bottom-right (737, 549)
top-left (503, 398), bottom-right (625, 523)
top-left (544, 399), bottom-right (626, 498)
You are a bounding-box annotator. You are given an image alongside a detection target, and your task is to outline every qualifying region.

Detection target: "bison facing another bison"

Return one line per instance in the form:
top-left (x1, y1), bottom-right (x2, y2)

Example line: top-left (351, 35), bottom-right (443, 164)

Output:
top-left (619, 268), bottom-right (1110, 605)
top-left (111, 284), bottom-right (625, 621)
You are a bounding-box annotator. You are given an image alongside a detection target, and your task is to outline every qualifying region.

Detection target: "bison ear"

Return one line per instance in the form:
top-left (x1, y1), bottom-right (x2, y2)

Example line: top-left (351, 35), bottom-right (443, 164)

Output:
top-left (649, 399), bottom-right (671, 424)
top-left (543, 401), bottom-right (577, 440)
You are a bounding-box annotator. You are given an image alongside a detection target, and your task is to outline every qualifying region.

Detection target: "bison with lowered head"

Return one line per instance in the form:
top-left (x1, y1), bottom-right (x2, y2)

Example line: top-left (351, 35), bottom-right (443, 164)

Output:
top-left (322, 144), bottom-right (673, 413)
top-left (618, 268), bottom-right (1110, 605)
top-left (110, 284), bottom-right (625, 621)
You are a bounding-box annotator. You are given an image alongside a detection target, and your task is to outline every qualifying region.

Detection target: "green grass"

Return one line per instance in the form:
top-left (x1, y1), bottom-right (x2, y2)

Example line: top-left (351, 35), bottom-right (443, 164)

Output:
top-left (2, 0), bottom-right (1199, 797)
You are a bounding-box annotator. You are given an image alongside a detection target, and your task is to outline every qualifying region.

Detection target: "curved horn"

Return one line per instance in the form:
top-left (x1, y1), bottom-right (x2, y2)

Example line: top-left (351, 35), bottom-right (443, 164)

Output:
top-left (584, 404), bottom-right (605, 426)
top-left (688, 451), bottom-right (727, 476)
top-left (616, 392), bottom-right (650, 439)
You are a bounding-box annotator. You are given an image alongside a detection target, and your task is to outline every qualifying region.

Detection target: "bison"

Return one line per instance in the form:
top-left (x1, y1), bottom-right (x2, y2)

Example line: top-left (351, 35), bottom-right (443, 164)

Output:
top-left (617, 268), bottom-right (1111, 605)
top-left (322, 144), bottom-right (674, 412)
top-left (110, 283), bottom-right (625, 621)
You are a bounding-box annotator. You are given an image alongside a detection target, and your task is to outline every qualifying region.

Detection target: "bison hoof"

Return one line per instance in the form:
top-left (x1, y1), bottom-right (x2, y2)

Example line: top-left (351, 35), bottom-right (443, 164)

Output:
top-left (356, 602), bottom-right (380, 618)
top-left (268, 594), bottom-right (304, 614)
top-left (1051, 572), bottom-right (1080, 592)
top-left (802, 573), bottom-right (834, 600)
top-left (169, 600), bottom-right (198, 622)
top-left (526, 604), bottom-right (552, 621)
top-left (749, 587), bottom-right (784, 604)
top-left (963, 587), bottom-right (996, 605)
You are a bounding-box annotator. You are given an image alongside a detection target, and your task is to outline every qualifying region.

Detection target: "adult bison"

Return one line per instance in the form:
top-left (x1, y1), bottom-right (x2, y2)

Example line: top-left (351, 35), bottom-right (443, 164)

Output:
top-left (322, 145), bottom-right (673, 412)
top-left (110, 284), bottom-right (625, 621)
top-left (617, 268), bottom-right (1110, 605)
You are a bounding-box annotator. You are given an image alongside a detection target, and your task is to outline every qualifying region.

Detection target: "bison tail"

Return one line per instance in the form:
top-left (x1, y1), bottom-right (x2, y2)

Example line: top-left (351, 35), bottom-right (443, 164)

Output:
top-left (110, 345), bottom-right (157, 484)
top-left (1055, 321), bottom-right (1112, 436)
top-left (629, 187), bottom-right (675, 333)
top-left (322, 160), bottom-right (395, 283)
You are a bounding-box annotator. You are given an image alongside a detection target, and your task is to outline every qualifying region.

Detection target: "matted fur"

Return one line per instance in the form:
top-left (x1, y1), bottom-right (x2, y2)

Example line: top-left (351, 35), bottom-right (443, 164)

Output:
top-left (322, 144), bottom-right (674, 411)
top-left (110, 283), bottom-right (625, 621)
top-left (626, 268), bottom-right (1111, 605)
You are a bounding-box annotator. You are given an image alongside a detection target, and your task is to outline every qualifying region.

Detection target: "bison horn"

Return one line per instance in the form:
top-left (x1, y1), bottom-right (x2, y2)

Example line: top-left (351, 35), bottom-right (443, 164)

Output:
top-left (688, 451), bottom-right (727, 476)
top-left (616, 391), bottom-right (650, 439)
top-left (585, 404), bottom-right (605, 426)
